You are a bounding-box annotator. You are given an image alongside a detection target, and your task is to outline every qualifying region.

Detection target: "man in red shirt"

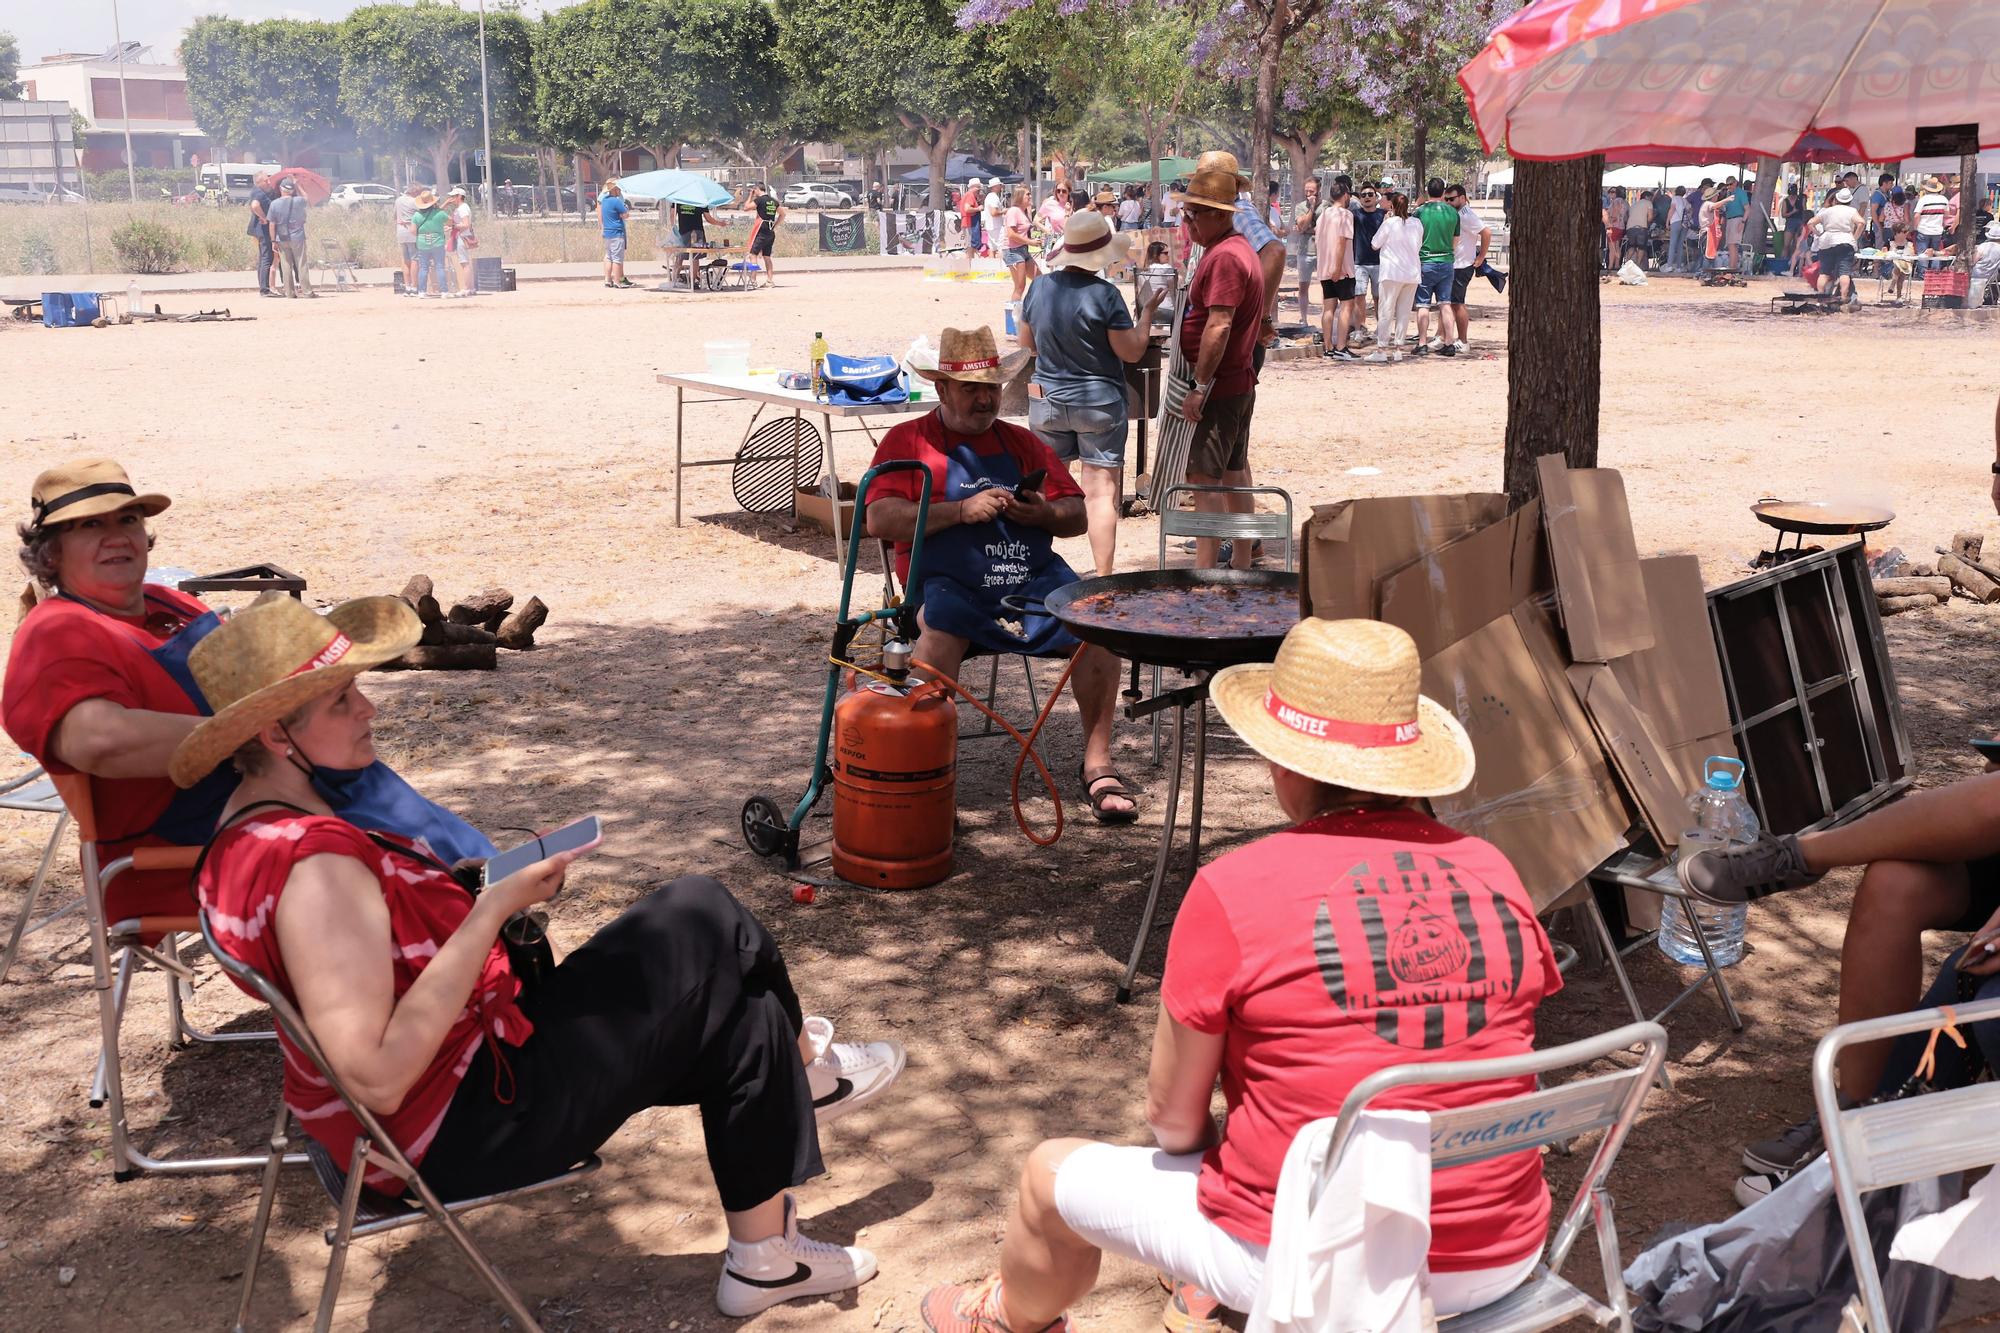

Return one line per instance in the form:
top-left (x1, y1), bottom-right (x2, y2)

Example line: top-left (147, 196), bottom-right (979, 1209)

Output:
top-left (866, 326), bottom-right (1139, 823)
top-left (1175, 167), bottom-right (1266, 571)
top-left (920, 619), bottom-right (1557, 1333)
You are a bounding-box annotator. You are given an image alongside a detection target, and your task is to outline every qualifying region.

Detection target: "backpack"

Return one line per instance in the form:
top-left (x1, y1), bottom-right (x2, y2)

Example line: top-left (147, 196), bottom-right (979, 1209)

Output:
top-left (822, 353), bottom-right (908, 407)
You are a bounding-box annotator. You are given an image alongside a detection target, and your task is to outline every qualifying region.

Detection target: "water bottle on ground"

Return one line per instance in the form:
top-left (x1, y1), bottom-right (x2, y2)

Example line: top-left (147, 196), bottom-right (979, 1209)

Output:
top-left (1660, 756), bottom-right (1755, 967)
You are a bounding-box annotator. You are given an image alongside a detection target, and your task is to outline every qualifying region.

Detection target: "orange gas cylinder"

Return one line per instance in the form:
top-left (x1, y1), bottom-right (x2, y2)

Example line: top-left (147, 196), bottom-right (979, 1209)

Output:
top-left (831, 676), bottom-right (957, 888)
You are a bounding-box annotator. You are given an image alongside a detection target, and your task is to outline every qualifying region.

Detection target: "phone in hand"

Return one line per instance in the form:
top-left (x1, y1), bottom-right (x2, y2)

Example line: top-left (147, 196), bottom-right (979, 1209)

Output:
top-left (1972, 737), bottom-right (2000, 763)
top-left (483, 815), bottom-right (602, 889)
top-left (1015, 468), bottom-right (1048, 500)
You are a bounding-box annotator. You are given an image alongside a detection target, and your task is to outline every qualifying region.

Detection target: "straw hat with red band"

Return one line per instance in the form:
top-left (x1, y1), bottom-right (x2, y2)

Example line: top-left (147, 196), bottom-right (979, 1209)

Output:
top-left (1209, 618), bottom-right (1475, 798)
top-left (1055, 209), bottom-right (1134, 273)
top-left (168, 593), bottom-right (422, 788)
top-left (27, 458), bottom-right (170, 534)
top-left (911, 325), bottom-right (1030, 385)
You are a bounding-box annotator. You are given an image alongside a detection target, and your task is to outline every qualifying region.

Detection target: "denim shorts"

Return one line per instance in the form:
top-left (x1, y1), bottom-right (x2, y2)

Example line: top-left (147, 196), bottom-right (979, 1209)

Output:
top-left (1004, 245), bottom-right (1030, 266)
top-left (604, 234), bottom-right (628, 263)
top-left (1356, 263), bottom-right (1380, 299)
top-left (1415, 260), bottom-right (1454, 308)
top-left (1029, 396), bottom-right (1128, 468)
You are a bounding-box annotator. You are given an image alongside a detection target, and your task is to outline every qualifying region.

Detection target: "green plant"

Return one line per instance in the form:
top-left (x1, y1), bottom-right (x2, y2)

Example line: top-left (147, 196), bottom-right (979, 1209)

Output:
top-left (202, 232), bottom-right (246, 270)
top-left (15, 230), bottom-right (56, 275)
top-left (110, 218), bottom-right (191, 274)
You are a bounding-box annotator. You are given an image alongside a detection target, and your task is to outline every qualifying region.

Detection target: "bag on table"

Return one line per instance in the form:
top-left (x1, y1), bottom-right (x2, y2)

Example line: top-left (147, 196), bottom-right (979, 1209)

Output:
top-left (822, 352), bottom-right (908, 407)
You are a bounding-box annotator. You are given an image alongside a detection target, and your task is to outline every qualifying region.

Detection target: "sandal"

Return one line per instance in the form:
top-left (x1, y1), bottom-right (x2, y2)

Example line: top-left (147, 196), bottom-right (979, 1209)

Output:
top-left (1080, 764), bottom-right (1140, 826)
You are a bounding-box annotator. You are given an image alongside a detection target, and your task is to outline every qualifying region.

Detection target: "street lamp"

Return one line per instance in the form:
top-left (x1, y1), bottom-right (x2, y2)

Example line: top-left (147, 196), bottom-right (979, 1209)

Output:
top-left (475, 0), bottom-right (495, 217)
top-left (110, 0), bottom-right (138, 202)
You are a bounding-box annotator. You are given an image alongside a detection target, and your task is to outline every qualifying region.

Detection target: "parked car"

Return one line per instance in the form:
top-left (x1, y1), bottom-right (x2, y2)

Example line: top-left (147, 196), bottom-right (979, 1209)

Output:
top-left (782, 182), bottom-right (855, 209)
top-left (0, 183), bottom-right (83, 205)
top-left (329, 182), bottom-right (399, 210)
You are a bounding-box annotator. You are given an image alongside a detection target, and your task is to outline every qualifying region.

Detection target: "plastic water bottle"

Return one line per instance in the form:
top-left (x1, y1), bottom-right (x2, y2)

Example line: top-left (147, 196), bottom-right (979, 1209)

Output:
top-left (809, 330), bottom-right (828, 400)
top-left (126, 279), bottom-right (141, 318)
top-left (1004, 301), bottom-right (1018, 337)
top-left (1659, 756), bottom-right (1755, 967)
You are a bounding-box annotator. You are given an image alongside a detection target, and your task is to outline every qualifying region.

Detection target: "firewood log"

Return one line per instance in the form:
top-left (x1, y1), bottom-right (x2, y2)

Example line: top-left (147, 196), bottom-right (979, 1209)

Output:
top-left (448, 588), bottom-right (514, 626)
top-left (1951, 531), bottom-right (1984, 563)
top-left (382, 645), bottom-right (498, 671)
top-left (420, 620), bottom-right (500, 647)
top-left (1870, 576), bottom-right (1951, 599)
top-left (1877, 594), bottom-right (1943, 616)
top-left (398, 574), bottom-right (443, 625)
top-left (1938, 553), bottom-right (2000, 603)
top-left (496, 596), bottom-right (548, 650)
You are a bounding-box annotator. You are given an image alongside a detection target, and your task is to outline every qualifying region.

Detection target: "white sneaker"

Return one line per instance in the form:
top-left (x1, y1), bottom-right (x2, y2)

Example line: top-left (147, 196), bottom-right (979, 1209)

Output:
top-left (715, 1193), bottom-right (877, 1317)
top-left (1365, 349), bottom-right (1390, 363)
top-left (1451, 340), bottom-right (1469, 354)
top-left (1390, 350), bottom-right (1405, 362)
top-left (1424, 335), bottom-right (1444, 351)
top-left (804, 1015), bottom-right (905, 1125)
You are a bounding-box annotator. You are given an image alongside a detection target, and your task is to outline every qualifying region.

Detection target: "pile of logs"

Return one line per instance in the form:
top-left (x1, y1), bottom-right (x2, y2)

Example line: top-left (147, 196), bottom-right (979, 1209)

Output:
top-left (1873, 532), bottom-right (2000, 615)
top-left (385, 576), bottom-right (549, 670)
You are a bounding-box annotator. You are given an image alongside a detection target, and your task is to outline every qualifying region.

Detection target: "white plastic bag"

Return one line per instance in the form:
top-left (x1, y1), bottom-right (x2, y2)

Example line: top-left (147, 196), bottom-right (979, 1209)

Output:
top-left (1618, 259), bottom-right (1649, 285)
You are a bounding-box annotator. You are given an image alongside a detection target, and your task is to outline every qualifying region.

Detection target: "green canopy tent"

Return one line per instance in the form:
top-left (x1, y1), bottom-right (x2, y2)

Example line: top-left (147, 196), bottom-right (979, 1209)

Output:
top-left (1089, 157), bottom-right (1200, 184)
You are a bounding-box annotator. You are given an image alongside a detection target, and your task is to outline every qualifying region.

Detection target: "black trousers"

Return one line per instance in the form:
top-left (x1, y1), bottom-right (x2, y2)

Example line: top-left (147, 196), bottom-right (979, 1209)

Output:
top-left (418, 876), bottom-right (825, 1211)
top-left (1875, 945), bottom-right (2000, 1096)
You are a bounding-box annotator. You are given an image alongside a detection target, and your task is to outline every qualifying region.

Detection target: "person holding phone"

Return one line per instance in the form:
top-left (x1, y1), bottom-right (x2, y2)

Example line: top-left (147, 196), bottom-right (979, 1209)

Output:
top-left (173, 595), bottom-right (904, 1318)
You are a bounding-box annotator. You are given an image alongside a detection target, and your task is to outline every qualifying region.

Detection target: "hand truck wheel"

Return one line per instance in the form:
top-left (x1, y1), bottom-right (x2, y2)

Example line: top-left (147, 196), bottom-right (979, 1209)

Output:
top-left (741, 795), bottom-right (798, 864)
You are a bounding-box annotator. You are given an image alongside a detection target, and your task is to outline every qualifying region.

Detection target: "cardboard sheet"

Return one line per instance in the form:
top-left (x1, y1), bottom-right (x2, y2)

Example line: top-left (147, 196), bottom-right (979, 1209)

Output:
top-left (1422, 602), bottom-right (1633, 911)
top-left (1300, 492), bottom-right (1510, 620)
top-left (1376, 500), bottom-right (1550, 660)
top-left (1536, 456), bottom-right (1654, 662)
top-left (1611, 555), bottom-right (1736, 799)
top-left (1567, 662), bottom-right (1686, 850)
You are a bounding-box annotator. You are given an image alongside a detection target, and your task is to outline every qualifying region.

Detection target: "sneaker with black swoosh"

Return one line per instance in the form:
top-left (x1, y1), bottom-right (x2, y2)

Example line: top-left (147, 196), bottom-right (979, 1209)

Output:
top-left (804, 1015), bottom-right (906, 1125)
top-left (715, 1193), bottom-right (877, 1316)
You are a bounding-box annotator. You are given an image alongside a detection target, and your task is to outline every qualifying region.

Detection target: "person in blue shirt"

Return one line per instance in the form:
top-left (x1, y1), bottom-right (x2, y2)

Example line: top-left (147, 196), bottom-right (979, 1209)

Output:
top-left (599, 178), bottom-right (633, 289)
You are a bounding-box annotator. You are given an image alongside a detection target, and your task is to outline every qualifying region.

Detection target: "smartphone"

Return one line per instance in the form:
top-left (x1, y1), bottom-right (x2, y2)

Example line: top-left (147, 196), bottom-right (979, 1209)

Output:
top-left (1972, 738), bottom-right (2000, 762)
top-left (483, 815), bottom-right (603, 888)
top-left (1015, 468), bottom-right (1048, 500)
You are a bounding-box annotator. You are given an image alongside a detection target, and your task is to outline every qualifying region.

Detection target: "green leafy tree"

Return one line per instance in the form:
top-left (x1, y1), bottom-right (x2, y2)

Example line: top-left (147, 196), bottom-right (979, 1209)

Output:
top-left (1, 30), bottom-right (23, 100)
top-left (339, 1), bottom-right (531, 189)
top-left (250, 20), bottom-right (351, 162)
top-left (531, 0), bottom-right (672, 175)
top-left (182, 16), bottom-right (259, 159)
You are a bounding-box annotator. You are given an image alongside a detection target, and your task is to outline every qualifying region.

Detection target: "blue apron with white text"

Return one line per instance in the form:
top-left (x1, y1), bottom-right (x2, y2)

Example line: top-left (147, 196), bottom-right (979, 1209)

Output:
top-left (130, 597), bottom-right (495, 862)
top-left (912, 441), bottom-right (1079, 657)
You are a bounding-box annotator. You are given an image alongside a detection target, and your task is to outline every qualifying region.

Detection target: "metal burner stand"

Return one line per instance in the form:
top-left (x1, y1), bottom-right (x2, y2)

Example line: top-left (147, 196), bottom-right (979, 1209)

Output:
top-left (1116, 670), bottom-right (1213, 1004)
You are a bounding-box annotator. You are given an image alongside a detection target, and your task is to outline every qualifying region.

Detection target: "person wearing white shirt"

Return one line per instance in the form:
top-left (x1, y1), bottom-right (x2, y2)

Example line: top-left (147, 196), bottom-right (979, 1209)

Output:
top-left (1446, 183), bottom-right (1490, 354)
top-left (1370, 192), bottom-right (1425, 361)
top-left (1810, 188), bottom-right (1865, 306)
top-left (982, 180), bottom-right (1005, 259)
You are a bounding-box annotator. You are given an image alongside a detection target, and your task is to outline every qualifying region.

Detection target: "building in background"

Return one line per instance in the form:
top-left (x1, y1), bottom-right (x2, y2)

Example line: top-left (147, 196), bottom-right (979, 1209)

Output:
top-left (17, 44), bottom-right (207, 172)
top-left (0, 100), bottom-right (83, 199)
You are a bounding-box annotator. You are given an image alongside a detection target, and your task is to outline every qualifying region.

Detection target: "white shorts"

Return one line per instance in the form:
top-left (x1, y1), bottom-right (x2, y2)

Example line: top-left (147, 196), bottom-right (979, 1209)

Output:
top-left (1050, 1143), bottom-right (1539, 1318)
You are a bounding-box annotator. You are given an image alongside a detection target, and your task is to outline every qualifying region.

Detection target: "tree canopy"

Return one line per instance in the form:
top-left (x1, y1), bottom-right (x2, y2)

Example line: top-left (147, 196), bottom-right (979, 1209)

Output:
top-left (338, 1), bottom-right (531, 185)
top-left (0, 30), bottom-right (21, 101)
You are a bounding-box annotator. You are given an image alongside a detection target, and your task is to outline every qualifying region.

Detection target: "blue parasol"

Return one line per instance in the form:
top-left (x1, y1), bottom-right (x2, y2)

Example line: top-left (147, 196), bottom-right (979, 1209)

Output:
top-left (616, 169), bottom-right (733, 208)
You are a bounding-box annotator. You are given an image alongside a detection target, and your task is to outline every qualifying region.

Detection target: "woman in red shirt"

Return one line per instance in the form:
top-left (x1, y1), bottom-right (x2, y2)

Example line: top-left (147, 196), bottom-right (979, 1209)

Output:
top-left (922, 619), bottom-right (1559, 1333)
top-left (171, 594), bottom-right (906, 1320)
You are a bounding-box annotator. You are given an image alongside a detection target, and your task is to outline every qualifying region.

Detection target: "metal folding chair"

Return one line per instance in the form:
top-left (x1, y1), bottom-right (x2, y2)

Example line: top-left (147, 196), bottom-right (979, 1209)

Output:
top-left (1151, 484), bottom-right (1295, 761)
top-left (1324, 1020), bottom-right (1669, 1332)
top-left (877, 536), bottom-right (1044, 741)
top-left (1814, 996), bottom-right (2000, 1333)
top-left (202, 910), bottom-right (599, 1333)
top-left (50, 772), bottom-right (281, 1179)
top-left (0, 761), bottom-right (74, 983)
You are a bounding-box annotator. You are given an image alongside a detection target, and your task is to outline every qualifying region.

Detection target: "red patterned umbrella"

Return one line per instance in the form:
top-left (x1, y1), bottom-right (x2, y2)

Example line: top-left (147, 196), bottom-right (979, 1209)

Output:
top-left (272, 167), bottom-right (331, 206)
top-left (1460, 0), bottom-right (2000, 162)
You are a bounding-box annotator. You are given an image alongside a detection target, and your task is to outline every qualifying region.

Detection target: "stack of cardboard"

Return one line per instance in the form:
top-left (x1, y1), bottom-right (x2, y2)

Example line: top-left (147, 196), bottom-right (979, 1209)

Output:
top-left (1299, 457), bottom-right (1735, 915)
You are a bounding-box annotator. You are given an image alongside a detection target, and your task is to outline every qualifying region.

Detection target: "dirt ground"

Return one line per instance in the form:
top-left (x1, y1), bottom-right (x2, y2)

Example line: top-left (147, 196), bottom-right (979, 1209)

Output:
top-left (1, 266), bottom-right (1997, 1331)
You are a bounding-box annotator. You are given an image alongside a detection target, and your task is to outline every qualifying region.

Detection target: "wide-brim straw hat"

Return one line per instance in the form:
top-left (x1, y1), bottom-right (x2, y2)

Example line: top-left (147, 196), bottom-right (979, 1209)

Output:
top-left (1172, 169), bottom-right (1243, 214)
top-left (168, 594), bottom-right (421, 788)
top-left (1196, 149), bottom-right (1251, 185)
top-left (1057, 210), bottom-right (1134, 273)
top-left (912, 326), bottom-right (1029, 385)
top-left (1210, 618), bottom-right (1475, 799)
top-left (1923, 176), bottom-right (1944, 193)
top-left (416, 189), bottom-right (438, 207)
top-left (28, 458), bottom-right (169, 533)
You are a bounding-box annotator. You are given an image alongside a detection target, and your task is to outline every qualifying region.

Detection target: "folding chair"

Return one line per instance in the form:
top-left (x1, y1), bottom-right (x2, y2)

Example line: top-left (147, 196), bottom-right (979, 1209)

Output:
top-left (1151, 484), bottom-right (1295, 761)
top-left (0, 761), bottom-right (73, 983)
top-left (202, 910), bottom-right (599, 1333)
top-left (50, 773), bottom-right (281, 1179)
top-left (1814, 996), bottom-right (2000, 1333)
top-left (1322, 1020), bottom-right (1668, 1331)
top-left (877, 536), bottom-right (1045, 741)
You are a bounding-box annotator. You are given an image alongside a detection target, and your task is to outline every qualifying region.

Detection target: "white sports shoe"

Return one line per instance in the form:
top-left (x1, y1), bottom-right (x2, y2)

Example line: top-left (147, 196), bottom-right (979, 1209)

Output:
top-left (716, 1193), bottom-right (877, 1317)
top-left (803, 1015), bottom-right (906, 1125)
top-left (1365, 349), bottom-right (1390, 363)
top-left (1424, 335), bottom-right (1444, 351)
top-left (1451, 340), bottom-right (1469, 354)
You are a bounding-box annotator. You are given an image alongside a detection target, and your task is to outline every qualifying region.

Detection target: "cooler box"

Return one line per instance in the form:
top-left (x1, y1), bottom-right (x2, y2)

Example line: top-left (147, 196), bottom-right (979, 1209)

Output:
top-left (41, 292), bottom-right (102, 328)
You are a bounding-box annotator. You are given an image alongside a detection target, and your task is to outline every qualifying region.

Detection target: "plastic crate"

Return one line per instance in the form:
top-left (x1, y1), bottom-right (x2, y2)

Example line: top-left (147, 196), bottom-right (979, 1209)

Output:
top-left (40, 291), bottom-right (101, 328)
top-left (1922, 268), bottom-right (1969, 297)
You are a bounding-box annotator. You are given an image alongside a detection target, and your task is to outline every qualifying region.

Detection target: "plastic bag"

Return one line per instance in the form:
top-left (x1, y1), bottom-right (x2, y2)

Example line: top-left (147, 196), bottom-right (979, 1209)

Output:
top-left (1618, 259), bottom-right (1649, 285)
top-left (822, 352), bottom-right (908, 407)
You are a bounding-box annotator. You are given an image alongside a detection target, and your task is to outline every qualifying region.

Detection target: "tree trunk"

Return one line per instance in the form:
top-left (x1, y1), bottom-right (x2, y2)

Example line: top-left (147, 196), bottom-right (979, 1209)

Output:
top-left (925, 118), bottom-right (962, 210)
top-left (1411, 117), bottom-right (1430, 190)
top-left (1750, 154), bottom-right (1780, 272)
top-left (1146, 115), bottom-right (1163, 227)
top-left (426, 127), bottom-right (459, 193)
top-left (1959, 152), bottom-right (1980, 270)
top-left (1503, 156), bottom-right (1605, 508)
top-left (1248, 25), bottom-right (1282, 198)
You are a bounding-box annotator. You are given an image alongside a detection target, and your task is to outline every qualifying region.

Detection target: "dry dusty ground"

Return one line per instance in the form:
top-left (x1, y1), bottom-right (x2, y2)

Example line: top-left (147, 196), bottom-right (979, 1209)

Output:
top-left (0, 266), bottom-right (1997, 1331)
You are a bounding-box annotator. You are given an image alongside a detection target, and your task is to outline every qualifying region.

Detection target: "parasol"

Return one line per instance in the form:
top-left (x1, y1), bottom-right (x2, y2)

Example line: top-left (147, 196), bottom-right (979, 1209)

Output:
top-left (1460, 0), bottom-right (2000, 163)
top-left (272, 167), bottom-right (331, 206)
top-left (614, 169), bottom-right (732, 209)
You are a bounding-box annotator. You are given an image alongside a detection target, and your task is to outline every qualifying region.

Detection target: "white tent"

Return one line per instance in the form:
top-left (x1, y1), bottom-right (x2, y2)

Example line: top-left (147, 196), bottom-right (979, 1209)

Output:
top-left (1484, 161), bottom-right (1743, 191)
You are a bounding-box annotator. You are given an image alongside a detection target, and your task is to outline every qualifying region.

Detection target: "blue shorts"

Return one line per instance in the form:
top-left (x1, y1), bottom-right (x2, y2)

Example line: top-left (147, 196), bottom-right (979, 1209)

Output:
top-left (1005, 245), bottom-right (1031, 266)
top-left (604, 234), bottom-right (627, 263)
top-left (1415, 260), bottom-right (1454, 308)
top-left (1029, 397), bottom-right (1128, 469)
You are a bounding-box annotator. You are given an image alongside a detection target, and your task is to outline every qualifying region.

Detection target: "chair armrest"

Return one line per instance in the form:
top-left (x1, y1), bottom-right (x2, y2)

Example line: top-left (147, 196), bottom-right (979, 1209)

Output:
top-left (132, 846), bottom-right (202, 872)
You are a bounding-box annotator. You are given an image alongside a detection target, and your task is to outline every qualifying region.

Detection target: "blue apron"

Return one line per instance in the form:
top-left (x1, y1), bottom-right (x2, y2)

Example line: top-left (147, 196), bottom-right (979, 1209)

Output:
top-left (104, 592), bottom-right (496, 863)
top-left (913, 440), bottom-right (1080, 657)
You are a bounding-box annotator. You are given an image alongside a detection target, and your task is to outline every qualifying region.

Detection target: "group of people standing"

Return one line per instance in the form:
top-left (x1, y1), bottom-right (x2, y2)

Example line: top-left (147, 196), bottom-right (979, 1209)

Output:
top-left (391, 182), bottom-right (479, 298)
top-left (245, 173), bottom-right (314, 299)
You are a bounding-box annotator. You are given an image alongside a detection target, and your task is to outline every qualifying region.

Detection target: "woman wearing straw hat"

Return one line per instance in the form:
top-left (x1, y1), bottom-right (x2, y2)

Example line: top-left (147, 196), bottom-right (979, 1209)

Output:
top-left (175, 595), bottom-right (904, 1317)
top-left (1017, 209), bottom-right (1163, 575)
top-left (920, 619), bottom-right (1560, 1333)
top-left (410, 187), bottom-right (451, 297)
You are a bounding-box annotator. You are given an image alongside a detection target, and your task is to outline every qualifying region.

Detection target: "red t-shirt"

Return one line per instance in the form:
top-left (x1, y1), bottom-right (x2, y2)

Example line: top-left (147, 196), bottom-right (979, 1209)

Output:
top-left (868, 411), bottom-right (1082, 582)
top-left (200, 811), bottom-right (530, 1193)
top-left (1179, 232), bottom-right (1264, 398)
top-left (1, 585), bottom-right (213, 922)
top-left (1161, 807), bottom-right (1562, 1270)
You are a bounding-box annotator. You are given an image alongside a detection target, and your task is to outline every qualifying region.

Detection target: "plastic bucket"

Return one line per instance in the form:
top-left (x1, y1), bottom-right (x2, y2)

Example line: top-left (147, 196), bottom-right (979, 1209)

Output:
top-left (705, 339), bottom-right (750, 377)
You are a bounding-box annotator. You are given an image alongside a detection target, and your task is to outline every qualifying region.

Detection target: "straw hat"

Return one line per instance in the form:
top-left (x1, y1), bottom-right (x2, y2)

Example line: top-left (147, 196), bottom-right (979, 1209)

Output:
top-left (1923, 175), bottom-right (1944, 193)
top-left (27, 458), bottom-right (169, 534)
top-left (1172, 169), bottom-right (1243, 214)
top-left (168, 595), bottom-right (422, 788)
top-left (1196, 150), bottom-right (1251, 185)
top-left (1209, 618), bottom-right (1475, 798)
top-left (1056, 210), bottom-right (1134, 273)
top-left (1092, 188), bottom-right (1117, 205)
top-left (911, 326), bottom-right (1029, 385)
top-left (602, 178), bottom-right (621, 194)
top-left (415, 188), bottom-right (438, 207)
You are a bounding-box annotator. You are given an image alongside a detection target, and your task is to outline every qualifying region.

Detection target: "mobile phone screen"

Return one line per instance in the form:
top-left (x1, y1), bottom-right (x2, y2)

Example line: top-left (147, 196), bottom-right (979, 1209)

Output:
top-left (484, 815), bottom-right (602, 887)
top-left (1016, 468), bottom-right (1047, 499)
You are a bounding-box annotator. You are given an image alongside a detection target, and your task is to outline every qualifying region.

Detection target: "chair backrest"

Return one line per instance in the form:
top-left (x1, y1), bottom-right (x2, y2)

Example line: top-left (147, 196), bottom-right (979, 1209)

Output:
top-left (1326, 1021), bottom-right (1666, 1282)
top-left (1814, 997), bottom-right (2000, 1332)
top-left (1157, 485), bottom-right (1295, 570)
top-left (49, 771), bottom-right (100, 842)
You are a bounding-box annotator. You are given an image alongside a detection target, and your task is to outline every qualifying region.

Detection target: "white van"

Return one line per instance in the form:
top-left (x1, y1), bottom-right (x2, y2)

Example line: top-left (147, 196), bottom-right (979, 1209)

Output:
top-left (198, 162), bottom-right (283, 203)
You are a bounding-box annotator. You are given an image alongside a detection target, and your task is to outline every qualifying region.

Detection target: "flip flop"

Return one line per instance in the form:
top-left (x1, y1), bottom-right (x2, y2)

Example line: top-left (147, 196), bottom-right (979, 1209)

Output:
top-left (1080, 764), bottom-right (1140, 826)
